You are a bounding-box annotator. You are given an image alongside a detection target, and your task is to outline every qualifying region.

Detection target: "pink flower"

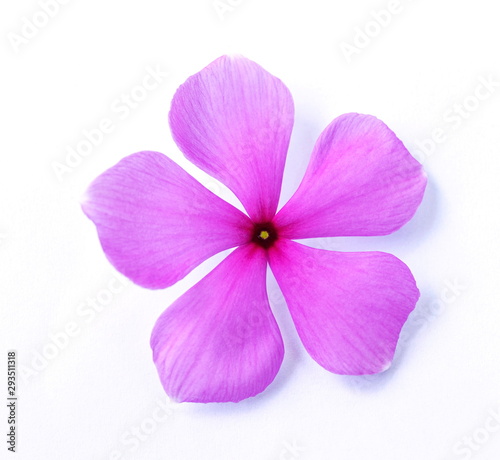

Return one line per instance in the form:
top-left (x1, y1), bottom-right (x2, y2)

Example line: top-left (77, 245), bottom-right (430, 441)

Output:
top-left (82, 55), bottom-right (427, 403)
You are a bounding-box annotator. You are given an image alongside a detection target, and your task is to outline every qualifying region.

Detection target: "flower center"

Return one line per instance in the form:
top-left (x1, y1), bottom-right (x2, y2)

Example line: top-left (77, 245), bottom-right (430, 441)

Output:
top-left (251, 222), bottom-right (278, 249)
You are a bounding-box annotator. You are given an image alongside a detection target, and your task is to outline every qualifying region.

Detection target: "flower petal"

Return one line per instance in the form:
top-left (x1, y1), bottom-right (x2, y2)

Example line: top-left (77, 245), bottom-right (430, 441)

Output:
top-left (269, 239), bottom-right (419, 374)
top-left (169, 55), bottom-right (294, 222)
top-left (151, 244), bottom-right (284, 403)
top-left (274, 113), bottom-right (427, 238)
top-left (82, 151), bottom-right (252, 289)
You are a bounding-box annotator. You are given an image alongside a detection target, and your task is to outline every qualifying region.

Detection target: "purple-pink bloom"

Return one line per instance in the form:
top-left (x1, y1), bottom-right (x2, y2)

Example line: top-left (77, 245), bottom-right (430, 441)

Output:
top-left (82, 55), bottom-right (427, 403)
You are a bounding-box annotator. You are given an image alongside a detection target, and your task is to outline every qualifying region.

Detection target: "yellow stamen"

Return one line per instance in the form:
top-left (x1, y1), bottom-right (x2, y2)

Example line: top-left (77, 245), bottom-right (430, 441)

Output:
top-left (259, 230), bottom-right (270, 240)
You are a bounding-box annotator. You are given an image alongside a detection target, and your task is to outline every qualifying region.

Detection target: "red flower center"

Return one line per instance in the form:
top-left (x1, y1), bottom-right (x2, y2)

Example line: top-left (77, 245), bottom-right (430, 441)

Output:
top-left (251, 222), bottom-right (278, 249)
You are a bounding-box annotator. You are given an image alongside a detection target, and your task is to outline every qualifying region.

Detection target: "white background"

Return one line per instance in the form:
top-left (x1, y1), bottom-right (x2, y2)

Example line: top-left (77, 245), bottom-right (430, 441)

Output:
top-left (2, 0), bottom-right (500, 459)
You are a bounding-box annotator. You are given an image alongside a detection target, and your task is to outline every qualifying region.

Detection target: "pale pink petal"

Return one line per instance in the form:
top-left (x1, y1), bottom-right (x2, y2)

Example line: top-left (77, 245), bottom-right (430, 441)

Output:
top-left (151, 244), bottom-right (284, 403)
top-left (274, 113), bottom-right (427, 238)
top-left (269, 239), bottom-right (419, 374)
top-left (81, 151), bottom-right (252, 289)
top-left (169, 55), bottom-right (294, 222)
